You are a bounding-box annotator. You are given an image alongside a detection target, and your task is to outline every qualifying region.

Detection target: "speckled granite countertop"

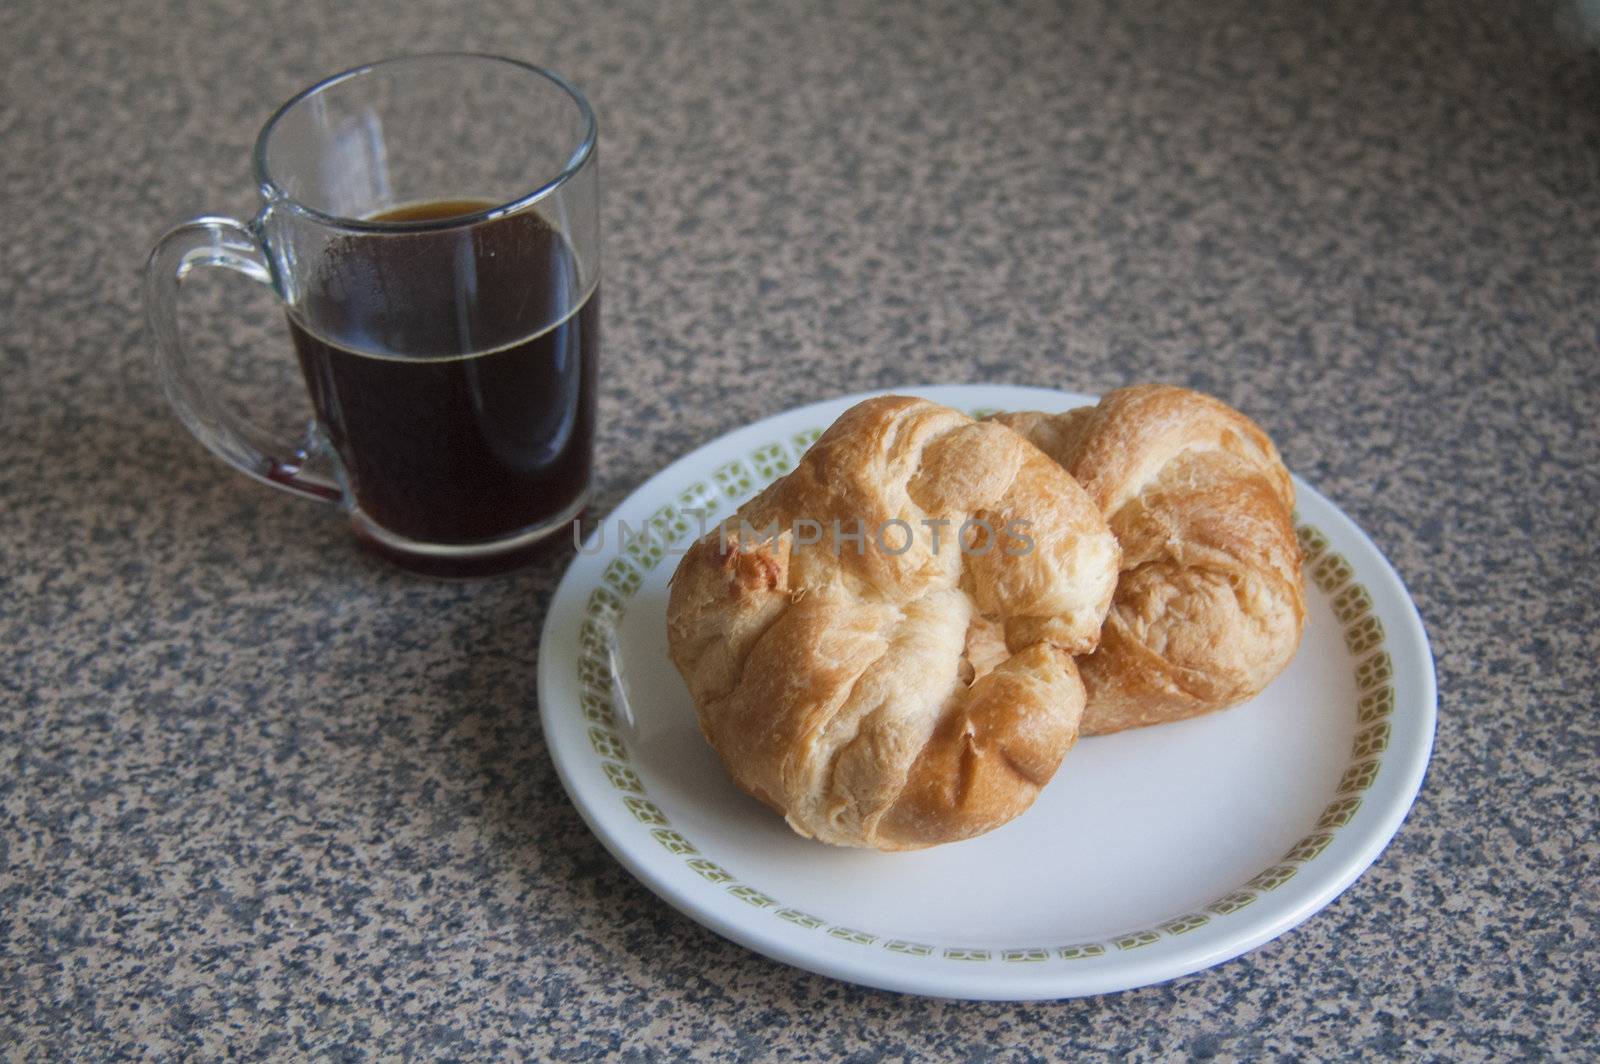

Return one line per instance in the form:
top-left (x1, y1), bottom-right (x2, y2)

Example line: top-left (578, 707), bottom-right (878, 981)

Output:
top-left (3, 0), bottom-right (1598, 1057)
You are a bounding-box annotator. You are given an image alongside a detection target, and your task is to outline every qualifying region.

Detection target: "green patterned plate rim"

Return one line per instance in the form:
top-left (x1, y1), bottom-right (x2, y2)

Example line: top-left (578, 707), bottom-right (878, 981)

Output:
top-left (537, 385), bottom-right (1437, 1000)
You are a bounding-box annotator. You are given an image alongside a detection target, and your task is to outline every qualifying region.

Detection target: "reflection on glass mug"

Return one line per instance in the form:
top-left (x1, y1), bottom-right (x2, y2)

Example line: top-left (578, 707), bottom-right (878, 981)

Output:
top-left (146, 54), bottom-right (600, 576)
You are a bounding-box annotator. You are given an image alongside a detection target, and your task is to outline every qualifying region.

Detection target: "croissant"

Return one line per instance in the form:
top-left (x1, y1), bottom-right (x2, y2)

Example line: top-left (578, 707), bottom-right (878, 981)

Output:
top-left (989, 385), bottom-right (1305, 735)
top-left (666, 396), bottom-right (1120, 850)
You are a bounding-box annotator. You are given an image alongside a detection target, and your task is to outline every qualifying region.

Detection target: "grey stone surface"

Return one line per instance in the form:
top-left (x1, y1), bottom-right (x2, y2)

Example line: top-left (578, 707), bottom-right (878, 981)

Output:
top-left (2, 0), bottom-right (1598, 1057)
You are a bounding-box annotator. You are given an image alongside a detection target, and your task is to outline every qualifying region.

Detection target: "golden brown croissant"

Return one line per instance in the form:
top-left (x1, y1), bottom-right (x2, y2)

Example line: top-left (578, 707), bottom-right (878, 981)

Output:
top-left (666, 396), bottom-right (1120, 850)
top-left (989, 385), bottom-right (1305, 735)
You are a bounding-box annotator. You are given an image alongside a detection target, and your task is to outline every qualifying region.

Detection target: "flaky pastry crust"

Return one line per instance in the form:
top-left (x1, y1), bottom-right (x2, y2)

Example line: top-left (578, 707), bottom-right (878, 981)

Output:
top-left (990, 385), bottom-right (1306, 735)
top-left (666, 396), bottom-right (1119, 850)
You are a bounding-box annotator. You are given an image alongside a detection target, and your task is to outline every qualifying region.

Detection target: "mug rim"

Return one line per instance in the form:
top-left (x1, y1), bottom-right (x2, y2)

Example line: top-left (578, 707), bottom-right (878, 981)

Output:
top-left (252, 52), bottom-right (597, 233)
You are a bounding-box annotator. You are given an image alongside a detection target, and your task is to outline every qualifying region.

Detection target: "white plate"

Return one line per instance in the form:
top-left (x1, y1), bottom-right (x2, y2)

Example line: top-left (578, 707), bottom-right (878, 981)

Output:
top-left (538, 385), bottom-right (1436, 1000)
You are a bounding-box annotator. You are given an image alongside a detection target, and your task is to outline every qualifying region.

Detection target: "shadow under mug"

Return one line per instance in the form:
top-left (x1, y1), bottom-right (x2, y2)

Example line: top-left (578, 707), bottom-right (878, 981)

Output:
top-left (145, 54), bottom-right (600, 576)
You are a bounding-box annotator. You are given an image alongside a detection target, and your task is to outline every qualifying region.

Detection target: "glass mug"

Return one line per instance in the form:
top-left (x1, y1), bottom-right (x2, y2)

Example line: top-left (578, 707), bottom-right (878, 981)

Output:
top-left (146, 54), bottom-right (600, 576)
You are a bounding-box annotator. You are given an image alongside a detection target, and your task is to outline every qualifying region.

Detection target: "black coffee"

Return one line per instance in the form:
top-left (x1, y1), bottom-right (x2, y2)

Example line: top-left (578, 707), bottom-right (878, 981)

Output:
top-left (288, 199), bottom-right (599, 547)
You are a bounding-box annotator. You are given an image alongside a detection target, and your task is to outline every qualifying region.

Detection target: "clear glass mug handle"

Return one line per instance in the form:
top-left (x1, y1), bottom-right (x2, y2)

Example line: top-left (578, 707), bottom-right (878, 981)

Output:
top-left (144, 216), bottom-right (341, 502)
